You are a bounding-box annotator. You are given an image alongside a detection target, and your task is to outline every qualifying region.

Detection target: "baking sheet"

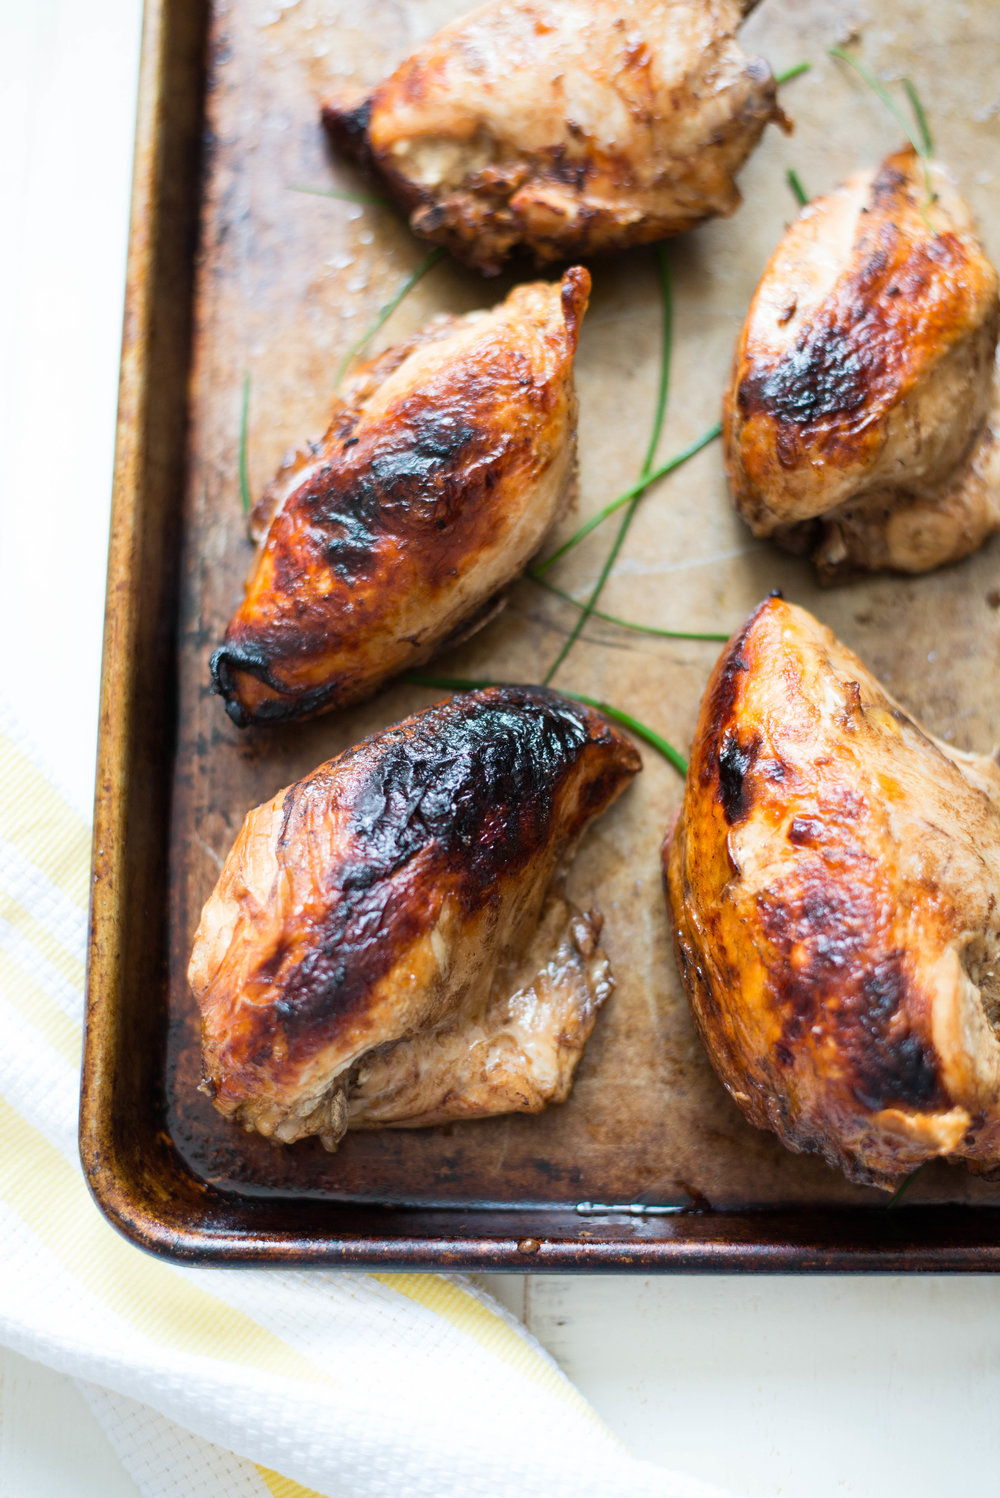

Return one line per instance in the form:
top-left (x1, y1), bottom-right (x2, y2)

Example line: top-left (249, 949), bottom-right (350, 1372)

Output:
top-left (164, 0), bottom-right (1000, 1223)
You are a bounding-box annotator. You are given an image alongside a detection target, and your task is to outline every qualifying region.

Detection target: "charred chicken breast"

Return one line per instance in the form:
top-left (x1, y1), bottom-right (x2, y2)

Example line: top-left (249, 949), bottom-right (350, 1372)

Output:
top-left (189, 686), bottom-right (641, 1150)
top-left (666, 597), bottom-right (1000, 1189)
top-left (323, 0), bottom-right (782, 273)
top-left (212, 269), bottom-right (588, 727)
top-left (725, 148), bottom-right (1000, 579)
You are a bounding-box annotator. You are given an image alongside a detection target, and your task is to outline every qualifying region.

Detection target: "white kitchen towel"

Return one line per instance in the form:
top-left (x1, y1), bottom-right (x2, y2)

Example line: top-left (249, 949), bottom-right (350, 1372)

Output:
top-left (0, 700), bottom-right (731, 1498)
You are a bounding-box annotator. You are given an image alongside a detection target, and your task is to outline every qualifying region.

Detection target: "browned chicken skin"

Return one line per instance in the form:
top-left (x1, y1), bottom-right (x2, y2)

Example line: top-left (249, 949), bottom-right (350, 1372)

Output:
top-left (323, 0), bottom-right (782, 273)
top-left (212, 269), bottom-right (588, 727)
top-left (725, 148), bottom-right (1000, 580)
top-left (666, 597), bottom-right (1000, 1189)
top-left (189, 687), bottom-right (641, 1150)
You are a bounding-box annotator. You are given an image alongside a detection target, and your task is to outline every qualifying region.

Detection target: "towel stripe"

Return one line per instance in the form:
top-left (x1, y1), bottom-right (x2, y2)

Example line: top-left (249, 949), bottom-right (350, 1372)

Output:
top-left (0, 730), bottom-right (90, 905)
top-left (0, 948), bottom-right (83, 1066)
top-left (375, 1274), bottom-right (611, 1433)
top-left (255, 1467), bottom-right (327, 1498)
top-left (0, 887), bottom-right (85, 988)
top-left (0, 833), bottom-right (88, 947)
top-left (0, 1098), bottom-right (341, 1391)
top-left (0, 910), bottom-right (86, 1018)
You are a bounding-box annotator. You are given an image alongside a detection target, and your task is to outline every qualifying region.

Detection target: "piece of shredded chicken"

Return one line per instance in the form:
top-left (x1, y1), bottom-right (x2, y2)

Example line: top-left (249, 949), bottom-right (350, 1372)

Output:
top-left (349, 898), bottom-right (612, 1130)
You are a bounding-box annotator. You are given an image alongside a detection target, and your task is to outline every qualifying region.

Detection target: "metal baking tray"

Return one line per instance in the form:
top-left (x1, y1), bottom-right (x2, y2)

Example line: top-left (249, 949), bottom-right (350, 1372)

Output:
top-left (81, 0), bottom-right (1000, 1268)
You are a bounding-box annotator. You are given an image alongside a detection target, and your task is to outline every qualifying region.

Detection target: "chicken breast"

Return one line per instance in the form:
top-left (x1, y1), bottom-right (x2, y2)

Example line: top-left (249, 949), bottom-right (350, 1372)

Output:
top-left (665, 596), bottom-right (1000, 1189)
top-left (211, 269), bottom-right (589, 727)
top-left (724, 148), bottom-right (1000, 580)
top-left (189, 686), bottom-right (641, 1150)
top-left (323, 0), bottom-right (782, 273)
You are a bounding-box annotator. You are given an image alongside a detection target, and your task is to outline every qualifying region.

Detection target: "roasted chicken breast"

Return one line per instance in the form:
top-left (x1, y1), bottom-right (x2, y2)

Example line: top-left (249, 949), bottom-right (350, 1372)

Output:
top-left (211, 269), bottom-right (589, 727)
top-left (665, 597), bottom-right (1000, 1189)
top-left (323, 0), bottom-right (783, 273)
top-left (189, 686), bottom-right (641, 1150)
top-left (724, 148), bottom-right (1000, 580)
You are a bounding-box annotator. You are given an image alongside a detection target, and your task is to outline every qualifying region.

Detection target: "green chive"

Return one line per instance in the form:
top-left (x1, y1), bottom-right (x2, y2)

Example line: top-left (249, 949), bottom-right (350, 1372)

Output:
top-left (902, 77), bottom-right (934, 155)
top-left (641, 244), bottom-right (673, 478)
top-left (289, 183), bottom-right (388, 206)
top-left (542, 246), bottom-right (675, 685)
top-left (239, 370), bottom-right (251, 516)
top-left (538, 505), bottom-right (635, 683)
top-left (531, 576), bottom-right (729, 642)
top-left (336, 248), bottom-right (445, 388)
top-left (567, 695), bottom-right (688, 776)
top-left (531, 422), bottom-right (722, 576)
top-left (886, 1163), bottom-right (926, 1207)
top-left (829, 48), bottom-right (936, 211)
top-left (404, 674), bottom-right (687, 774)
top-left (774, 62), bottom-right (811, 85)
top-left (786, 168), bottom-right (810, 209)
top-left (829, 48), bottom-right (920, 147)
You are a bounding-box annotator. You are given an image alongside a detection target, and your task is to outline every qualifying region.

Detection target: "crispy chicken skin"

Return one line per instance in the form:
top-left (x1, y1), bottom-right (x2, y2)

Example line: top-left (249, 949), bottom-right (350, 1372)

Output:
top-left (322, 0), bottom-right (782, 273)
top-left (189, 687), bottom-right (641, 1150)
top-left (211, 269), bottom-right (589, 727)
top-left (724, 148), bottom-right (1000, 580)
top-left (665, 597), bottom-right (1000, 1189)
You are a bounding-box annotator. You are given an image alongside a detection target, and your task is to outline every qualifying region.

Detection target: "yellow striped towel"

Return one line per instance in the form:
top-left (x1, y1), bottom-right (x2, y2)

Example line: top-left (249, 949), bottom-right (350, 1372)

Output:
top-left (0, 702), bottom-right (730, 1498)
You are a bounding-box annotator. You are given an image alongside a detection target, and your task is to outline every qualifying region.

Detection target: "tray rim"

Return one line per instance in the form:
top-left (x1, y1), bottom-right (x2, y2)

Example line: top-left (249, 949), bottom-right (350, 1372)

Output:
top-left (80, 0), bottom-right (1000, 1272)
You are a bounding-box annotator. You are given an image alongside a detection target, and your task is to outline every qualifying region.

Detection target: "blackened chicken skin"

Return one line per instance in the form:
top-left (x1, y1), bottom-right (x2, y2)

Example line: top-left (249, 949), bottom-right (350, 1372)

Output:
top-left (666, 598), bottom-right (1000, 1189)
top-left (212, 269), bottom-right (589, 727)
top-left (725, 148), bottom-right (1000, 580)
top-left (323, 0), bottom-right (783, 274)
top-left (189, 687), bottom-right (641, 1150)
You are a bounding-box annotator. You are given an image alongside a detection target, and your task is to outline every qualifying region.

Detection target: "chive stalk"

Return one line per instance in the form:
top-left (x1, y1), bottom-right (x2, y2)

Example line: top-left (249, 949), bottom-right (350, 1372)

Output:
top-left (336, 249), bottom-right (445, 388)
top-left (786, 168), bottom-right (810, 209)
top-left (531, 576), bottom-right (729, 643)
top-left (902, 78), bottom-right (934, 154)
top-left (774, 62), bottom-right (811, 85)
top-left (886, 1164), bottom-right (926, 1208)
top-left (542, 246), bottom-right (675, 685)
top-left (829, 49), bottom-right (936, 212)
top-left (532, 423), bottom-right (722, 576)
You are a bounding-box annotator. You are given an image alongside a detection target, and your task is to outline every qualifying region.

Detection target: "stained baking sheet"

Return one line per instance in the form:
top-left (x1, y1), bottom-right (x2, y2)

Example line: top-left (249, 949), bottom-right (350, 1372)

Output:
top-left (83, 0), bottom-right (1000, 1266)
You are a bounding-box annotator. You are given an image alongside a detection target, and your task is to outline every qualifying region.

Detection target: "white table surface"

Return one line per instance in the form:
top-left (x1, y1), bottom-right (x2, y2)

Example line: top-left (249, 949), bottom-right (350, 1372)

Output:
top-left (4, 3), bottom-right (1000, 1496)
